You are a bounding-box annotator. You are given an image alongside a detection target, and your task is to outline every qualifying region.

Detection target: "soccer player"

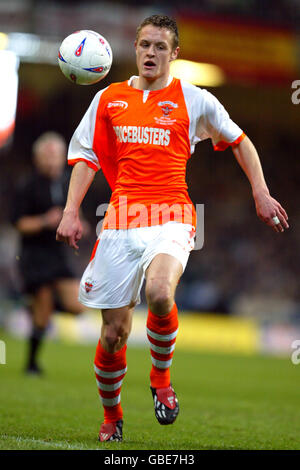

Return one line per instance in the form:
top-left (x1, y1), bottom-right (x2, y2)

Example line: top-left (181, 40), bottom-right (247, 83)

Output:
top-left (56, 15), bottom-right (289, 441)
top-left (13, 132), bottom-right (84, 375)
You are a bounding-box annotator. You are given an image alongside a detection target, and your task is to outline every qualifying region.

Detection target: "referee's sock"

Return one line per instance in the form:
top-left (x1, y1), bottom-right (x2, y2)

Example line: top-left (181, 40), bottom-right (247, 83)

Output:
top-left (27, 325), bottom-right (46, 369)
top-left (94, 340), bottom-right (127, 424)
top-left (147, 303), bottom-right (179, 389)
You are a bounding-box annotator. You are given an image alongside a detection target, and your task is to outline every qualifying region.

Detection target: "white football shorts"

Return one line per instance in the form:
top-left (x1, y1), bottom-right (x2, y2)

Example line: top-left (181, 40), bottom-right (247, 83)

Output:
top-left (79, 221), bottom-right (195, 309)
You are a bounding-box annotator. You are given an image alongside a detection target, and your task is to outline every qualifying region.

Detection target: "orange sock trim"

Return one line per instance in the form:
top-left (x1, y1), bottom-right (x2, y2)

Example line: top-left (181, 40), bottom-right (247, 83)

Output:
top-left (102, 403), bottom-right (123, 423)
top-left (147, 303), bottom-right (178, 388)
top-left (147, 303), bottom-right (178, 333)
top-left (150, 366), bottom-right (171, 389)
top-left (94, 340), bottom-right (127, 423)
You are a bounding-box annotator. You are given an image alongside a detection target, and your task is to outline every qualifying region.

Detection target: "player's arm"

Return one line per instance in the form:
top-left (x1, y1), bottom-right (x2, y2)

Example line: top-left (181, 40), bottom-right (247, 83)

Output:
top-left (232, 136), bottom-right (289, 233)
top-left (57, 90), bottom-right (103, 248)
top-left (196, 89), bottom-right (289, 233)
top-left (56, 161), bottom-right (96, 249)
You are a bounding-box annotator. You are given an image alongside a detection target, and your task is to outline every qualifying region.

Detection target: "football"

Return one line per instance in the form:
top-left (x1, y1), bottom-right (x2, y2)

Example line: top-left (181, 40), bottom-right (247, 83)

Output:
top-left (58, 30), bottom-right (112, 85)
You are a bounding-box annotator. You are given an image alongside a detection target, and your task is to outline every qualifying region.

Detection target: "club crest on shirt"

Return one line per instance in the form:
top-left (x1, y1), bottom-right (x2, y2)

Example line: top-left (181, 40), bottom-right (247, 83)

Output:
top-left (154, 100), bottom-right (178, 125)
top-left (158, 100), bottom-right (178, 115)
top-left (84, 278), bottom-right (94, 293)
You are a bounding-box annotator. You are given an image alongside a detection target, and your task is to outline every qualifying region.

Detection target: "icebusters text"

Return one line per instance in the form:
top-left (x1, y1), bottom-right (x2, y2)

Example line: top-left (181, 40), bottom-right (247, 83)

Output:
top-left (113, 126), bottom-right (171, 146)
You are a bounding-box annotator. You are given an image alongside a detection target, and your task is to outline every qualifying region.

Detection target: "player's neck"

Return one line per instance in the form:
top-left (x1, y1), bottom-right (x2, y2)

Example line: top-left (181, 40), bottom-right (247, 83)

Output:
top-left (134, 74), bottom-right (171, 91)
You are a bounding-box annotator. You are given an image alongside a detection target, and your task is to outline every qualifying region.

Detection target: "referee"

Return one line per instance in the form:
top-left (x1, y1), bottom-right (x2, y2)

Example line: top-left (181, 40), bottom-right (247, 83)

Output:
top-left (13, 132), bottom-right (84, 375)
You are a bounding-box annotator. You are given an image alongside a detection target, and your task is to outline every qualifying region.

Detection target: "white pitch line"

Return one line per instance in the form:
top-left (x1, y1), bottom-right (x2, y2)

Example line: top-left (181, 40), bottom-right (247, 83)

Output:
top-left (0, 435), bottom-right (102, 450)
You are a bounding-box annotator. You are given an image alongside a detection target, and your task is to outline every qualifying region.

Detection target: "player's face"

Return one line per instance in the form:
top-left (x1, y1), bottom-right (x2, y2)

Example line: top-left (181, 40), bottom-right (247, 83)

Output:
top-left (135, 25), bottom-right (179, 81)
top-left (34, 140), bottom-right (65, 179)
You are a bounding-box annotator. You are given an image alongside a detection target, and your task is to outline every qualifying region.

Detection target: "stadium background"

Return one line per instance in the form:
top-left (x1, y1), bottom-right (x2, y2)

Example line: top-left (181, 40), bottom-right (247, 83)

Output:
top-left (0, 0), bottom-right (299, 355)
top-left (0, 0), bottom-right (300, 451)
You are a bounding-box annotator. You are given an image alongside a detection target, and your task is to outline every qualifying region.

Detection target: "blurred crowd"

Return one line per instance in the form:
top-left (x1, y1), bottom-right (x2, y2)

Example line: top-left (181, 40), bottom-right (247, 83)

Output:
top-left (57, 0), bottom-right (300, 27)
top-left (2, 0), bottom-right (300, 36)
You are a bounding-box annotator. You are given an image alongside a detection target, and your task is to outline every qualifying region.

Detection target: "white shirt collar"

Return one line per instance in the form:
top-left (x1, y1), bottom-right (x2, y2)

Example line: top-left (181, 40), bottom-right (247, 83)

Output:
top-left (128, 75), bottom-right (173, 89)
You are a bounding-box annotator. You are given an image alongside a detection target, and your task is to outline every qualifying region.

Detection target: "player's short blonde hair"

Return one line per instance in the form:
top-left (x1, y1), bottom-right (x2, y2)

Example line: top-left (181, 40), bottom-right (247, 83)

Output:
top-left (32, 132), bottom-right (66, 156)
top-left (136, 14), bottom-right (179, 50)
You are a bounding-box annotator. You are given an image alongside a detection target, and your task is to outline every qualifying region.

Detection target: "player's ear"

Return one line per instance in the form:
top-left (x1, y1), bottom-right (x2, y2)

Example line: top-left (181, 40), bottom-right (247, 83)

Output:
top-left (170, 46), bottom-right (179, 62)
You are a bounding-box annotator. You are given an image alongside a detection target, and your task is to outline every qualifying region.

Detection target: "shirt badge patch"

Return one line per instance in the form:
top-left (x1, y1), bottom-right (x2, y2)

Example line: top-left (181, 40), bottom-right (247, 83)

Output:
top-left (154, 100), bottom-right (178, 125)
top-left (158, 100), bottom-right (178, 115)
top-left (84, 279), bottom-right (94, 293)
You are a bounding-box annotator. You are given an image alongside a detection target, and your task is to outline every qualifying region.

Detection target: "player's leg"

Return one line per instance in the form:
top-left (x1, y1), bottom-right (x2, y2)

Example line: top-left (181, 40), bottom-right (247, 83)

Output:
top-left (146, 253), bottom-right (182, 386)
top-left (146, 253), bottom-right (182, 315)
top-left (100, 303), bottom-right (134, 353)
top-left (54, 278), bottom-right (83, 314)
top-left (94, 304), bottom-right (134, 442)
top-left (26, 284), bottom-right (54, 374)
top-left (80, 229), bottom-right (147, 441)
top-left (140, 222), bottom-right (195, 424)
top-left (145, 254), bottom-right (181, 424)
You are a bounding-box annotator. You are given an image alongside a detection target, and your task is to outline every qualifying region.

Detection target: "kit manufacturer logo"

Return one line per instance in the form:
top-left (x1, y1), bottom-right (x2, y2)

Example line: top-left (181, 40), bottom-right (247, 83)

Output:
top-left (107, 101), bottom-right (128, 109)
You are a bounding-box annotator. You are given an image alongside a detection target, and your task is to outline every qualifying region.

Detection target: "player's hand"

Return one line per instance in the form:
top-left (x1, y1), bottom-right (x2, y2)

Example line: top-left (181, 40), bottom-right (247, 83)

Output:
top-left (254, 191), bottom-right (289, 233)
top-left (56, 209), bottom-right (83, 250)
top-left (43, 207), bottom-right (64, 229)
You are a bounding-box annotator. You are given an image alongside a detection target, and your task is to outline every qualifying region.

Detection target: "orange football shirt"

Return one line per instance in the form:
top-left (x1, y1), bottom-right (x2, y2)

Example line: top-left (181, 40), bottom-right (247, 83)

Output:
top-left (68, 76), bottom-right (245, 229)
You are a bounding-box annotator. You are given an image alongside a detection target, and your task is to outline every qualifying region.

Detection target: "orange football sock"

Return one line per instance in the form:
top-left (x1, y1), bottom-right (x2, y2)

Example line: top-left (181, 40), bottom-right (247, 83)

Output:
top-left (146, 303), bottom-right (179, 389)
top-left (94, 340), bottom-right (127, 423)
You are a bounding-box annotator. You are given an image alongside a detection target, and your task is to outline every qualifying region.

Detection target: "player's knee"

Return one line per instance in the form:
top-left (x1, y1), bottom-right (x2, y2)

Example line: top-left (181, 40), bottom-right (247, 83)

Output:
top-left (103, 323), bottom-right (130, 350)
top-left (146, 281), bottom-right (173, 316)
top-left (116, 323), bottom-right (131, 343)
top-left (104, 332), bottom-right (119, 350)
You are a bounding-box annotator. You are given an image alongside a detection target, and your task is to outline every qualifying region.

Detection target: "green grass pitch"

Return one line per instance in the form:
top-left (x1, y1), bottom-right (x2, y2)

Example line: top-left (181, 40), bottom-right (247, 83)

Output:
top-left (0, 332), bottom-right (300, 450)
